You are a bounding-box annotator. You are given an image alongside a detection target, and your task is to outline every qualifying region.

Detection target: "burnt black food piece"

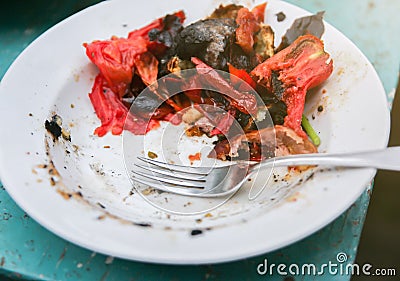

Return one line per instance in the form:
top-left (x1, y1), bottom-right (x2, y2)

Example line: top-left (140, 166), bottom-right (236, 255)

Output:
top-left (122, 75), bottom-right (147, 106)
top-left (270, 71), bottom-right (285, 100)
top-left (128, 91), bottom-right (174, 120)
top-left (148, 14), bottom-right (184, 48)
top-left (226, 43), bottom-right (261, 72)
top-left (256, 84), bottom-right (287, 126)
top-left (148, 14), bottom-right (185, 77)
top-left (45, 119), bottom-right (62, 139)
top-left (176, 19), bottom-right (238, 70)
top-left (276, 12), bottom-right (286, 22)
top-left (190, 229), bottom-right (203, 236)
top-left (45, 114), bottom-right (71, 141)
top-left (129, 93), bottom-right (160, 117)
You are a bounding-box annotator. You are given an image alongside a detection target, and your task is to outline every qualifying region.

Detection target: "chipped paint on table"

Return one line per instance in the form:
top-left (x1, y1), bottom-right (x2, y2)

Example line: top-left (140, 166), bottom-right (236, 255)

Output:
top-left (1, 0), bottom-right (399, 280)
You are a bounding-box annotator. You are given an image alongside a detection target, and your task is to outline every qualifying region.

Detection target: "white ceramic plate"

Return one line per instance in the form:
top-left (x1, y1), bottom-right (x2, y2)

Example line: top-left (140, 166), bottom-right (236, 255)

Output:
top-left (0, 0), bottom-right (390, 264)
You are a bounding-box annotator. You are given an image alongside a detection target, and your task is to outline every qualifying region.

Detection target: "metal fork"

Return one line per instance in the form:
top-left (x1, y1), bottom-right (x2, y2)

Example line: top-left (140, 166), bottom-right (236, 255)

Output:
top-left (131, 147), bottom-right (400, 197)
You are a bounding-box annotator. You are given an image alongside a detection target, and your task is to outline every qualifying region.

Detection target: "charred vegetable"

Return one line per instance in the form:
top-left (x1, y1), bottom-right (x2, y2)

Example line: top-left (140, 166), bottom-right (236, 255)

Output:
top-left (251, 35), bottom-right (333, 138)
top-left (176, 18), bottom-right (237, 70)
top-left (211, 125), bottom-right (317, 161)
top-left (83, 2), bottom-right (334, 163)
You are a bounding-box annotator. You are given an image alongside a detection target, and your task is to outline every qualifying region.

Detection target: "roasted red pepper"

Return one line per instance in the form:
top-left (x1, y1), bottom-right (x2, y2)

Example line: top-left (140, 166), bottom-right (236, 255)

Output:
top-left (89, 74), bottom-right (159, 136)
top-left (84, 11), bottom-right (185, 97)
top-left (251, 35), bottom-right (333, 138)
top-left (84, 37), bottom-right (148, 97)
top-left (251, 2), bottom-right (267, 23)
top-left (235, 3), bottom-right (266, 55)
top-left (85, 12), bottom-right (186, 136)
top-left (228, 63), bottom-right (257, 90)
top-left (133, 51), bottom-right (159, 86)
top-left (192, 57), bottom-right (258, 115)
top-left (184, 89), bottom-right (203, 104)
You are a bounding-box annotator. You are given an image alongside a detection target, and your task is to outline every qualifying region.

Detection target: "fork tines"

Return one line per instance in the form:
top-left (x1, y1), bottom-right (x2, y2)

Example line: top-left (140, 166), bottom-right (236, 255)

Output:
top-left (131, 157), bottom-right (210, 189)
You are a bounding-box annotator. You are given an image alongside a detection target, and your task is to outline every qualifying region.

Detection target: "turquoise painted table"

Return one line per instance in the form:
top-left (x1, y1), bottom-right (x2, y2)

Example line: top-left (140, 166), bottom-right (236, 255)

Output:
top-left (1, 1), bottom-right (399, 280)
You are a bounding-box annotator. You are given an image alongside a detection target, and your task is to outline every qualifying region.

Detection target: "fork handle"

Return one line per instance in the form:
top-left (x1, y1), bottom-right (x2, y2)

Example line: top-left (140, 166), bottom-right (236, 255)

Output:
top-left (256, 147), bottom-right (400, 171)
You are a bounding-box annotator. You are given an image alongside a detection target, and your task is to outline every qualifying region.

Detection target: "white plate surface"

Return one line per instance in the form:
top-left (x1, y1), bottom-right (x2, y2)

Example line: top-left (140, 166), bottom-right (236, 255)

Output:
top-left (0, 0), bottom-right (390, 264)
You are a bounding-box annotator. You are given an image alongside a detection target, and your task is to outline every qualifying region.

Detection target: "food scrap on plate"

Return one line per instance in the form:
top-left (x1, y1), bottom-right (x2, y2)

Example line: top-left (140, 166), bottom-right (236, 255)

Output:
top-left (83, 3), bottom-right (333, 161)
